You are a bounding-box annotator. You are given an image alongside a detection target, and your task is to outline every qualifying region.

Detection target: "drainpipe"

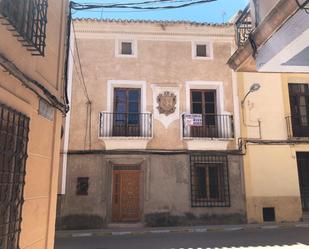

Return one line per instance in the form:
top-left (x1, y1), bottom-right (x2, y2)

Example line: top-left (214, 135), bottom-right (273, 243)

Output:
top-left (61, 23), bottom-right (74, 195)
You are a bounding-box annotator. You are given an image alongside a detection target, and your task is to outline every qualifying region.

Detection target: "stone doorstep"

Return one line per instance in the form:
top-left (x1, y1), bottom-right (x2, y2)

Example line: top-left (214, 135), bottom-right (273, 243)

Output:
top-left (56, 222), bottom-right (309, 238)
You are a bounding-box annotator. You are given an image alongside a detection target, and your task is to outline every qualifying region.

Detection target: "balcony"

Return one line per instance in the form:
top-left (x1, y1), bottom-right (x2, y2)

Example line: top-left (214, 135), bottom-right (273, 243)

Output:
top-left (181, 114), bottom-right (234, 139)
top-left (99, 112), bottom-right (152, 139)
top-left (286, 115), bottom-right (309, 138)
top-left (235, 5), bottom-right (253, 47)
top-left (0, 0), bottom-right (48, 56)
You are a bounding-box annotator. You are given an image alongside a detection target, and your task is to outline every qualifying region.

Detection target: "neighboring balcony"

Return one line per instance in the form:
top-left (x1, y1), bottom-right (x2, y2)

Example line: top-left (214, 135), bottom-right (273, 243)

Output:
top-left (99, 112), bottom-right (152, 139)
top-left (286, 115), bottom-right (309, 138)
top-left (235, 5), bottom-right (253, 47)
top-left (181, 114), bottom-right (234, 139)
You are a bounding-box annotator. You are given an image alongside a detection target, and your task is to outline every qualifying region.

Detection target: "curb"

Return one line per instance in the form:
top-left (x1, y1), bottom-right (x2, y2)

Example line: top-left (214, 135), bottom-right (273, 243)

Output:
top-left (56, 223), bottom-right (309, 238)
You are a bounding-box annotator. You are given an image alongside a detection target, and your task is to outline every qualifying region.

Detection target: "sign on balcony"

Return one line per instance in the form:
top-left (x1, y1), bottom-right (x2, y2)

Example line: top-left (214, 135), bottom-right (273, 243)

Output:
top-left (184, 114), bottom-right (202, 126)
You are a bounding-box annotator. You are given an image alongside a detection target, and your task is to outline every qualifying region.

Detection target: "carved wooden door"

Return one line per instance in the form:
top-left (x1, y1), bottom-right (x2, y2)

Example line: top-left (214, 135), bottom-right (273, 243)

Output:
top-left (112, 170), bottom-right (140, 222)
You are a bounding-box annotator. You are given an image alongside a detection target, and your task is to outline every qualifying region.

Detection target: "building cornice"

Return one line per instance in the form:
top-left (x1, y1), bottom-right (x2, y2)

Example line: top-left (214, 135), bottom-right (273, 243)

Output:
top-left (73, 18), bottom-right (235, 40)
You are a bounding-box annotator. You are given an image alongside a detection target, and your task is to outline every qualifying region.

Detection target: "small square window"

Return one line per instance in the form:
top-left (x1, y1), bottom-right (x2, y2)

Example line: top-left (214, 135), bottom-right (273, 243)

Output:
top-left (76, 177), bottom-right (89, 196)
top-left (121, 42), bottom-right (133, 55)
top-left (192, 42), bottom-right (212, 60)
top-left (196, 44), bottom-right (207, 57)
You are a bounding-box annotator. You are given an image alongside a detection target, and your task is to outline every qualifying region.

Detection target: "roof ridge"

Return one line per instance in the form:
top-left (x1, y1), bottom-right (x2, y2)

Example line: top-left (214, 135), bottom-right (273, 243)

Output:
top-left (73, 18), bottom-right (233, 27)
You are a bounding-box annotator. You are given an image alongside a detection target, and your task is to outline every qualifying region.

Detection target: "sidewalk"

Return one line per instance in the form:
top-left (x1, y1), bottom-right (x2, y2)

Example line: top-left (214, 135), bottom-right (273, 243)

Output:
top-left (55, 222), bottom-right (309, 238)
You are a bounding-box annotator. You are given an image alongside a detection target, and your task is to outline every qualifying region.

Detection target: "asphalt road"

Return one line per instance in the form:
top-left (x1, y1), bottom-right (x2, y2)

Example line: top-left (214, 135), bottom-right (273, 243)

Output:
top-left (55, 227), bottom-right (309, 249)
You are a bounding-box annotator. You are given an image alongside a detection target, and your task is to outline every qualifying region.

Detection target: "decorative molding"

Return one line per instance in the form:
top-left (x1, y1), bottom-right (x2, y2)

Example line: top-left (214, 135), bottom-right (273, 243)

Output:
top-left (152, 85), bottom-right (180, 129)
top-left (156, 91), bottom-right (176, 116)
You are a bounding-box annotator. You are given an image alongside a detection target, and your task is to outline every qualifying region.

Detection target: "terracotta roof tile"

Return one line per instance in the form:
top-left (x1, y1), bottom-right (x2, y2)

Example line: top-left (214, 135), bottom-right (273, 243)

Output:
top-left (73, 18), bottom-right (233, 27)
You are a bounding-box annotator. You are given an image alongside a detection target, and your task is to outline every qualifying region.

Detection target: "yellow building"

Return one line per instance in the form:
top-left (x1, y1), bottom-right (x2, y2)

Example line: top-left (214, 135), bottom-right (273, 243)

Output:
top-left (237, 72), bottom-right (309, 223)
top-left (228, 0), bottom-right (309, 223)
top-left (0, 1), bottom-right (68, 248)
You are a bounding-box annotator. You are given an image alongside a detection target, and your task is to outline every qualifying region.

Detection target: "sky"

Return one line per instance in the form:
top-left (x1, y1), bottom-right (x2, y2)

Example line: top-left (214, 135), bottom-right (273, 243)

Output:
top-left (72, 0), bottom-right (249, 23)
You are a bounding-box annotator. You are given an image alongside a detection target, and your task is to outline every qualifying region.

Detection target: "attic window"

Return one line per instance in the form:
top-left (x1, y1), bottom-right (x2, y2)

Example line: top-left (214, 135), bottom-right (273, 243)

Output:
top-left (196, 44), bottom-right (207, 57)
top-left (192, 42), bottom-right (213, 60)
top-left (116, 40), bottom-right (137, 57)
top-left (121, 42), bottom-right (132, 55)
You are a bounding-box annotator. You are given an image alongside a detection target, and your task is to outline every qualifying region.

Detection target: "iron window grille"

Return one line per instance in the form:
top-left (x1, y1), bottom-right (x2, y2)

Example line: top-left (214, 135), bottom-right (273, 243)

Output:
top-left (0, 103), bottom-right (30, 249)
top-left (190, 154), bottom-right (230, 207)
top-left (0, 0), bottom-right (48, 56)
top-left (76, 177), bottom-right (89, 196)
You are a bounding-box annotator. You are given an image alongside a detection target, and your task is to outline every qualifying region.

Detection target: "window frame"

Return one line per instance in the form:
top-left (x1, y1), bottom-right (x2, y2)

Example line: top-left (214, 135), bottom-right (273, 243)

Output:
top-left (76, 177), bottom-right (89, 196)
top-left (115, 39), bottom-right (137, 58)
top-left (192, 41), bottom-right (213, 60)
top-left (190, 154), bottom-right (230, 207)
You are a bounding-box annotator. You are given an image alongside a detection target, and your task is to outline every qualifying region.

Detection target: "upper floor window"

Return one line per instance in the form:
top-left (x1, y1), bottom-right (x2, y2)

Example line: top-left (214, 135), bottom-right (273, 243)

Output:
top-left (0, 0), bottom-right (48, 56)
top-left (113, 88), bottom-right (141, 136)
top-left (192, 42), bottom-right (213, 60)
top-left (287, 83), bottom-right (309, 138)
top-left (116, 40), bottom-right (137, 57)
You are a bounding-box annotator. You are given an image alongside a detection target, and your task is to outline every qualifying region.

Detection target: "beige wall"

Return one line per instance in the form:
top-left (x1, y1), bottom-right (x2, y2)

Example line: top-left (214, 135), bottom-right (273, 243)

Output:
top-left (239, 71), bottom-right (309, 223)
top-left (0, 1), bottom-right (68, 248)
top-left (68, 20), bottom-right (237, 152)
top-left (59, 153), bottom-right (246, 228)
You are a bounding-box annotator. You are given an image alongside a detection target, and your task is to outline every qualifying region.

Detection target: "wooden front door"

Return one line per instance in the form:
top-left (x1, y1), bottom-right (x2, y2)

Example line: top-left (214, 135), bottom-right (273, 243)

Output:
top-left (112, 169), bottom-right (141, 222)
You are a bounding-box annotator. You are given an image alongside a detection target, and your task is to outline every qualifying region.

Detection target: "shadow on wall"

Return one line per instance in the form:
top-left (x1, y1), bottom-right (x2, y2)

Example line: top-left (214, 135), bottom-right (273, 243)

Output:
top-left (57, 214), bottom-right (105, 230)
top-left (145, 212), bottom-right (246, 227)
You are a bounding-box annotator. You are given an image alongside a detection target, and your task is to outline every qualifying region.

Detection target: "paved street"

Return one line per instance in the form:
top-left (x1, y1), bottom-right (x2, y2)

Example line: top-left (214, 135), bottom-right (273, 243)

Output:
top-left (55, 227), bottom-right (309, 249)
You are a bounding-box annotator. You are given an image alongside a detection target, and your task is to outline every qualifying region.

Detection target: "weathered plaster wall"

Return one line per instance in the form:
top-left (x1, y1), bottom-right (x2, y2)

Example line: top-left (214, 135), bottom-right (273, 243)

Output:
top-left (68, 20), bottom-right (237, 152)
top-left (0, 0), bottom-right (68, 248)
top-left (59, 153), bottom-right (246, 229)
top-left (239, 72), bottom-right (309, 223)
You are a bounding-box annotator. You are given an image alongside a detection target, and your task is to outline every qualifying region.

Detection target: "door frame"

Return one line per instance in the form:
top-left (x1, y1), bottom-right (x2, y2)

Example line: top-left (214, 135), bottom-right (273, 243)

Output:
top-left (296, 152), bottom-right (309, 211)
top-left (108, 162), bottom-right (144, 223)
top-left (112, 166), bottom-right (141, 222)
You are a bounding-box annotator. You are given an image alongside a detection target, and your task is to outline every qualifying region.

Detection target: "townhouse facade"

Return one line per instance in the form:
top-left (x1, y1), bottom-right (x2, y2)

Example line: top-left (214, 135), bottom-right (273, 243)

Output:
top-left (228, 1), bottom-right (309, 223)
top-left (0, 0), bottom-right (68, 248)
top-left (57, 19), bottom-right (246, 229)
top-left (237, 72), bottom-right (309, 223)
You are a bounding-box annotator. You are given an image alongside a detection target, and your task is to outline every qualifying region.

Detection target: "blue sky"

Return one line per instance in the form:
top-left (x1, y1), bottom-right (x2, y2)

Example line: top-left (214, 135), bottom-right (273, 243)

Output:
top-left (72, 0), bottom-right (248, 23)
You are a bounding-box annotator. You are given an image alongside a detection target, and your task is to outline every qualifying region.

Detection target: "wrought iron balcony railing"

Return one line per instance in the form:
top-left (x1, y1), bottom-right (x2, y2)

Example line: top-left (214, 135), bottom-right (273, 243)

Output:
top-left (182, 113), bottom-right (234, 139)
top-left (0, 0), bottom-right (48, 56)
top-left (99, 112), bottom-right (152, 138)
top-left (286, 115), bottom-right (309, 138)
top-left (235, 5), bottom-right (253, 47)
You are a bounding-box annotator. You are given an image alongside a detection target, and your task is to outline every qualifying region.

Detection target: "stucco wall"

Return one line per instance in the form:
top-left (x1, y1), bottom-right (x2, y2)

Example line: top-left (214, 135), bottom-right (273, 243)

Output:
top-left (59, 153), bottom-right (246, 228)
top-left (0, 1), bottom-right (68, 248)
top-left (68, 20), bottom-right (237, 152)
top-left (238, 72), bottom-right (309, 223)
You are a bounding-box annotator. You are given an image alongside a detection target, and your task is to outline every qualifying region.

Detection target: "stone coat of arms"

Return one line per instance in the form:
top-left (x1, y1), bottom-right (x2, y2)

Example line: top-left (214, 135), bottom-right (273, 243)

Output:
top-left (156, 91), bottom-right (176, 116)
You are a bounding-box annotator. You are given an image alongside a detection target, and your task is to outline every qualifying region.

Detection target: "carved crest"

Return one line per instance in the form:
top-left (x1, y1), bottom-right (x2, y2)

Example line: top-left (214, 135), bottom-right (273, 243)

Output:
top-left (156, 91), bottom-right (176, 116)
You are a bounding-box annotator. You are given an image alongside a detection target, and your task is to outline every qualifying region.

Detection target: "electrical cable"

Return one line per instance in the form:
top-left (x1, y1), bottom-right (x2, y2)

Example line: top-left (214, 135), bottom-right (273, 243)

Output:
top-left (70, 0), bottom-right (217, 11)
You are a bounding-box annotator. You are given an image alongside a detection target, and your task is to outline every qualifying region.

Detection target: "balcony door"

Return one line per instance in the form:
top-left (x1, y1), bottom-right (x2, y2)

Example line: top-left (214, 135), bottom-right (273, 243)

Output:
top-left (190, 90), bottom-right (217, 137)
top-left (113, 88), bottom-right (141, 136)
top-left (289, 84), bottom-right (309, 137)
